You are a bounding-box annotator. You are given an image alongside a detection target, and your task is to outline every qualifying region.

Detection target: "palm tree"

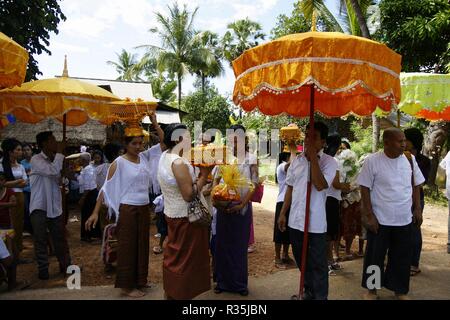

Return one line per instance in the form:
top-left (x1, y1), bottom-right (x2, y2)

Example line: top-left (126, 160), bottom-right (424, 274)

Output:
top-left (191, 31), bottom-right (224, 94)
top-left (221, 18), bottom-right (266, 64)
top-left (299, 0), bottom-right (344, 32)
top-left (151, 74), bottom-right (177, 105)
top-left (106, 49), bottom-right (141, 81)
top-left (138, 3), bottom-right (199, 108)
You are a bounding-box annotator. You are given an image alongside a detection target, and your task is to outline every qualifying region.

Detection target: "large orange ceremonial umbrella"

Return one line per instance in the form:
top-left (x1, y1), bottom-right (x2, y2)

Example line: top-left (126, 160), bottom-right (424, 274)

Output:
top-left (0, 32), bottom-right (29, 89)
top-left (232, 31), bottom-right (401, 300)
top-left (0, 57), bottom-right (120, 140)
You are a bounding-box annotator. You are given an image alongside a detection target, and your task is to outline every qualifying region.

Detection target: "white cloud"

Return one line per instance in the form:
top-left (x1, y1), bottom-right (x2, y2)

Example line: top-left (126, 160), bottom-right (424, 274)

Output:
top-left (51, 41), bottom-right (90, 53)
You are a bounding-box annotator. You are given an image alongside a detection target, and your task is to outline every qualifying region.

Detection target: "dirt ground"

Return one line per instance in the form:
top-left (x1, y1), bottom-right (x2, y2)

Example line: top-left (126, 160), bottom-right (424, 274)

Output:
top-left (5, 184), bottom-right (450, 293)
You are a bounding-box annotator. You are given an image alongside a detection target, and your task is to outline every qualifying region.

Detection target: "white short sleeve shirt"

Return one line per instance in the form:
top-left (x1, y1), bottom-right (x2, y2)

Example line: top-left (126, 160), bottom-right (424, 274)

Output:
top-left (439, 151), bottom-right (450, 199)
top-left (357, 151), bottom-right (425, 226)
top-left (286, 150), bottom-right (338, 233)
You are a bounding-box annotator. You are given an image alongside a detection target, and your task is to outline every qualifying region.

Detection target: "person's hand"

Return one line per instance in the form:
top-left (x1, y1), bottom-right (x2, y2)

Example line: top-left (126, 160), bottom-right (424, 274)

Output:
top-left (341, 183), bottom-right (352, 193)
top-left (226, 201), bottom-right (244, 214)
top-left (304, 138), bottom-right (318, 161)
top-left (150, 111), bottom-right (158, 125)
top-left (203, 189), bottom-right (211, 197)
top-left (278, 213), bottom-right (287, 233)
top-left (413, 207), bottom-right (423, 227)
top-left (85, 213), bottom-right (99, 231)
top-left (365, 213), bottom-right (379, 234)
top-left (199, 165), bottom-right (214, 179)
top-left (16, 179), bottom-right (27, 188)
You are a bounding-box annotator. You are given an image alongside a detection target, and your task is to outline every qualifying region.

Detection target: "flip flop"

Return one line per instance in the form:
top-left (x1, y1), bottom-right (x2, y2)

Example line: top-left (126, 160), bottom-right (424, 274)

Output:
top-left (275, 259), bottom-right (287, 269)
top-left (152, 246), bottom-right (163, 254)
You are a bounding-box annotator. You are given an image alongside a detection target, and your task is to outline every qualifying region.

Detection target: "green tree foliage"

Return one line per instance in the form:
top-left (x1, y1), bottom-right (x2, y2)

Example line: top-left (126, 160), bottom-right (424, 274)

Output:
top-left (0, 0), bottom-right (66, 80)
top-left (222, 18), bottom-right (266, 64)
top-left (190, 31), bottom-right (224, 94)
top-left (375, 0), bottom-right (450, 72)
top-left (182, 86), bottom-right (231, 133)
top-left (140, 3), bottom-right (199, 108)
top-left (150, 74), bottom-right (177, 105)
top-left (106, 49), bottom-right (141, 81)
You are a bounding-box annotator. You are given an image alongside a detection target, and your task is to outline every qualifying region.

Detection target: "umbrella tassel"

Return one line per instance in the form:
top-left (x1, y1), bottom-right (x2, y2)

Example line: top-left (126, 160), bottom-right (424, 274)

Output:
top-left (299, 85), bottom-right (315, 300)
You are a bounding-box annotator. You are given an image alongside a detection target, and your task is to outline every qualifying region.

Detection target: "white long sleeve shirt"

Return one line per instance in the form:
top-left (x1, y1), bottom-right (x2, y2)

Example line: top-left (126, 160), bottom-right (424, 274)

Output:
top-left (29, 152), bottom-right (65, 218)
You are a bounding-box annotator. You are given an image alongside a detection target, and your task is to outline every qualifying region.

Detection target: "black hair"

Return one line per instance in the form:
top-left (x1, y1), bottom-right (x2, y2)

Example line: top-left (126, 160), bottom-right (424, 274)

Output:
top-left (279, 152), bottom-right (291, 164)
top-left (92, 150), bottom-right (104, 164)
top-left (325, 134), bottom-right (342, 157)
top-left (163, 123), bottom-right (188, 149)
top-left (103, 143), bottom-right (122, 163)
top-left (404, 127), bottom-right (424, 152)
top-left (229, 124), bottom-right (246, 133)
top-left (36, 131), bottom-right (54, 149)
top-left (306, 121), bottom-right (329, 140)
top-left (1, 138), bottom-right (22, 181)
top-left (342, 140), bottom-right (351, 150)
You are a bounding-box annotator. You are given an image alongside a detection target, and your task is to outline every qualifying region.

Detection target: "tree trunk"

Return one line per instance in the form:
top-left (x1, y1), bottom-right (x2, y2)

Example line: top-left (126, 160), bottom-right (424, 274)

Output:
top-left (349, 0), bottom-right (371, 38)
top-left (423, 121), bottom-right (450, 189)
top-left (201, 73), bottom-right (206, 95)
top-left (177, 74), bottom-right (182, 109)
top-left (371, 114), bottom-right (380, 152)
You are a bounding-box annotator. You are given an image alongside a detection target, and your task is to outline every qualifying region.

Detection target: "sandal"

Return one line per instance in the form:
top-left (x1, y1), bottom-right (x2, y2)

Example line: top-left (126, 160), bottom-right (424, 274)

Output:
top-left (153, 246), bottom-right (163, 254)
top-left (275, 259), bottom-right (287, 269)
top-left (328, 265), bottom-right (337, 276)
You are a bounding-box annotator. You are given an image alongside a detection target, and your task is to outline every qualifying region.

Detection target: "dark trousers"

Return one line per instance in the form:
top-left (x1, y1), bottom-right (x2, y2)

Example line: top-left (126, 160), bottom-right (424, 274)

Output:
top-left (23, 191), bottom-right (33, 234)
top-left (362, 224), bottom-right (412, 295)
top-left (30, 210), bottom-right (71, 272)
top-left (81, 189), bottom-right (101, 240)
top-left (289, 228), bottom-right (328, 300)
top-left (411, 224), bottom-right (422, 268)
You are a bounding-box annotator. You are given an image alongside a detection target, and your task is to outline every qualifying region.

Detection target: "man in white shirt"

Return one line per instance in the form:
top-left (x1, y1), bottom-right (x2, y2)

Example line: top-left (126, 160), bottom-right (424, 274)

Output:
top-left (438, 151), bottom-right (450, 254)
top-left (358, 128), bottom-right (425, 300)
top-left (30, 131), bottom-right (71, 280)
top-left (278, 122), bottom-right (337, 300)
top-left (78, 152), bottom-right (101, 241)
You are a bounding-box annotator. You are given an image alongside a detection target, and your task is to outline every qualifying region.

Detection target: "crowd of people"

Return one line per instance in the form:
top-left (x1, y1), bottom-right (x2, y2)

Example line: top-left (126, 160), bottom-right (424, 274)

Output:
top-left (0, 116), bottom-right (449, 300)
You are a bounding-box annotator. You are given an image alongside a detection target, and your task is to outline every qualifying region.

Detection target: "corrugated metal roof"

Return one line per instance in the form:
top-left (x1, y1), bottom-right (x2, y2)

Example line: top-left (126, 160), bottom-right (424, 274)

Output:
top-left (63, 77), bottom-right (157, 101)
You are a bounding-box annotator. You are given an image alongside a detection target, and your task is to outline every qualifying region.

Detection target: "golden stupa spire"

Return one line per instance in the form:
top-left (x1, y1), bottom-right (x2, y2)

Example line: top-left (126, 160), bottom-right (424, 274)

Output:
top-left (62, 55), bottom-right (69, 77)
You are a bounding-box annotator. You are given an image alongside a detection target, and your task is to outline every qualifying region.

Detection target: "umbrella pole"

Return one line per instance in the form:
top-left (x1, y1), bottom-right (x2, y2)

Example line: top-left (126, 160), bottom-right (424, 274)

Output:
top-left (299, 85), bottom-right (315, 300)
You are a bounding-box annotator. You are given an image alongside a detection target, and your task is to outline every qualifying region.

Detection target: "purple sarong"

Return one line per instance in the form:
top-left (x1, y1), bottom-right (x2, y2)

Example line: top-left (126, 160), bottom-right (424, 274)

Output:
top-left (214, 203), bottom-right (252, 293)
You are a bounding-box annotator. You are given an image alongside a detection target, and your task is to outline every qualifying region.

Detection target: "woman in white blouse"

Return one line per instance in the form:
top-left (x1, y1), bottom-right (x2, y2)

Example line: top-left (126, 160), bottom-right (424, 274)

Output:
top-left (0, 138), bottom-right (28, 259)
top-left (86, 133), bottom-right (153, 298)
top-left (158, 123), bottom-right (212, 300)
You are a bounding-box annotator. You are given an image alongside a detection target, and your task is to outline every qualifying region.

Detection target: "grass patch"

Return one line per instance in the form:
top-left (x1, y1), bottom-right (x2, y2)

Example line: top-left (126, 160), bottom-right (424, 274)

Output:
top-left (424, 186), bottom-right (448, 207)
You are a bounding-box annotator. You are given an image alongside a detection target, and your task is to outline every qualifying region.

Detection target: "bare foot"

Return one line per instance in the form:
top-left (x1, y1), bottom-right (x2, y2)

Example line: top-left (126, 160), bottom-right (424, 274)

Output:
top-left (121, 289), bottom-right (146, 298)
top-left (395, 294), bottom-right (410, 300)
top-left (363, 290), bottom-right (378, 300)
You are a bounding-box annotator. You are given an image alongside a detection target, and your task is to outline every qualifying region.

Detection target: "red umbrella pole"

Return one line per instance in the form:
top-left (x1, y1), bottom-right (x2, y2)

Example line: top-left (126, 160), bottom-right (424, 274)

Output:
top-left (299, 85), bottom-right (315, 299)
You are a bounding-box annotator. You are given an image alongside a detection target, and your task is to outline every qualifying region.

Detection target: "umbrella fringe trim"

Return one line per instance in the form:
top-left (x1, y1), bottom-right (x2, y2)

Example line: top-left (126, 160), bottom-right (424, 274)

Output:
top-left (235, 56), bottom-right (400, 81)
top-left (235, 77), bottom-right (397, 103)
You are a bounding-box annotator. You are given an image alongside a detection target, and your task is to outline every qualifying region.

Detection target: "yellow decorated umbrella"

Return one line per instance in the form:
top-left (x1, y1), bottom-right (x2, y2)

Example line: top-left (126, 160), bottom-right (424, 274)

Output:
top-left (0, 32), bottom-right (29, 89)
top-left (399, 73), bottom-right (450, 121)
top-left (233, 31), bottom-right (401, 300)
top-left (0, 56), bottom-right (120, 140)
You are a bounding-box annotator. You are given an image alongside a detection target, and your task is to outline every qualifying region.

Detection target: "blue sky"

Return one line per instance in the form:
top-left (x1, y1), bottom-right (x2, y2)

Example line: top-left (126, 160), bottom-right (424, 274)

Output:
top-left (36, 0), bottom-right (339, 97)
